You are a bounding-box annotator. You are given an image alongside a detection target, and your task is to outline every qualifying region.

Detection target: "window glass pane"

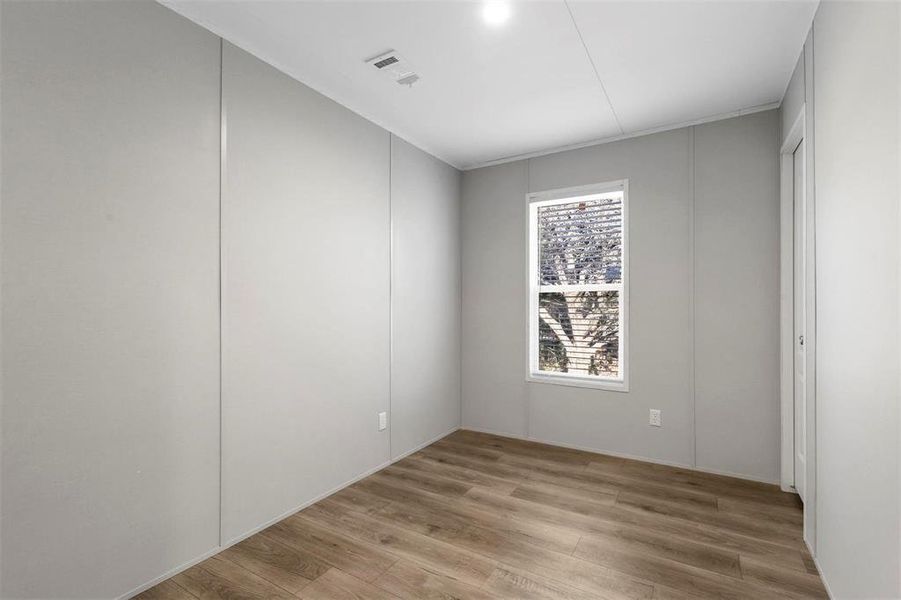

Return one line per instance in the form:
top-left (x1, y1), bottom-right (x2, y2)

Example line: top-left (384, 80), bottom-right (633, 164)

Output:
top-left (537, 196), bottom-right (622, 285)
top-left (538, 290), bottom-right (619, 377)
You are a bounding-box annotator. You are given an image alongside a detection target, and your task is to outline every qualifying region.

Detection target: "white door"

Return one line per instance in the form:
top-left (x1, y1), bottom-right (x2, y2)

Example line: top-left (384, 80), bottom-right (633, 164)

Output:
top-left (793, 138), bottom-right (807, 501)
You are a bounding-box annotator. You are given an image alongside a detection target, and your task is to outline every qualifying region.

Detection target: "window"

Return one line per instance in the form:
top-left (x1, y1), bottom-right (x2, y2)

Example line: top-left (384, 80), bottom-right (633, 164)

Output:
top-left (527, 181), bottom-right (628, 391)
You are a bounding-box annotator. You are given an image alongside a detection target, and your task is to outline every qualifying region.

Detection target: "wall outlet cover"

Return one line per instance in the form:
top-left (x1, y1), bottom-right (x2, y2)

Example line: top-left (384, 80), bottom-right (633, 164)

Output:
top-left (378, 411), bottom-right (388, 431)
top-left (649, 409), bottom-right (662, 427)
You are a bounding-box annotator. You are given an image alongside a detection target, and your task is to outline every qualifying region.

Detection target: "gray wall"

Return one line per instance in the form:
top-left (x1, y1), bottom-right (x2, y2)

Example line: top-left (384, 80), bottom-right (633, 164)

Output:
top-left (523, 129), bottom-right (694, 467)
top-left (807, 2), bottom-right (900, 597)
top-left (1, 2), bottom-right (222, 597)
top-left (693, 115), bottom-right (781, 481)
top-left (461, 160), bottom-right (531, 437)
top-left (220, 42), bottom-right (392, 543)
top-left (390, 137), bottom-right (462, 459)
top-left (462, 110), bottom-right (781, 483)
top-left (1, 4), bottom-right (461, 597)
top-left (780, 54), bottom-right (805, 139)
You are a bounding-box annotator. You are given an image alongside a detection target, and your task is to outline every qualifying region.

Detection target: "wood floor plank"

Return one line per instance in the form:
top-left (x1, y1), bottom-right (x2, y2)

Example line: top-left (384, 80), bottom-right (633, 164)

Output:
top-left (261, 513), bottom-right (397, 582)
top-left (502, 453), bottom-right (718, 510)
top-left (299, 567), bottom-right (400, 600)
top-left (511, 482), bottom-right (618, 515)
top-left (464, 486), bottom-right (809, 573)
top-left (326, 484), bottom-right (394, 515)
top-left (586, 458), bottom-right (801, 508)
top-left (438, 439), bottom-right (590, 471)
top-left (395, 453), bottom-right (519, 494)
top-left (716, 495), bottom-right (804, 526)
top-left (296, 501), bottom-right (498, 588)
top-left (430, 441), bottom-right (734, 530)
top-left (649, 585), bottom-right (708, 600)
top-left (494, 447), bottom-right (595, 477)
top-left (434, 436), bottom-right (724, 509)
top-left (483, 565), bottom-right (604, 600)
top-left (436, 434), bottom-right (720, 514)
top-left (373, 560), bottom-right (499, 600)
top-left (368, 495), bottom-right (471, 541)
top-left (448, 430), bottom-right (593, 466)
top-left (172, 556), bottom-right (296, 600)
top-left (357, 472), bottom-right (582, 554)
top-left (616, 491), bottom-right (802, 547)
top-left (376, 464), bottom-right (473, 497)
top-left (417, 444), bottom-right (534, 482)
top-left (584, 450), bottom-right (779, 491)
top-left (217, 531), bottom-right (329, 594)
top-left (574, 536), bottom-right (777, 600)
top-left (449, 524), bottom-right (654, 599)
top-left (350, 478), bottom-right (494, 546)
top-left (138, 431), bottom-right (823, 599)
top-left (430, 438), bottom-right (506, 462)
top-left (576, 526), bottom-right (742, 579)
top-left (740, 557), bottom-right (829, 599)
top-left (354, 476), bottom-right (456, 511)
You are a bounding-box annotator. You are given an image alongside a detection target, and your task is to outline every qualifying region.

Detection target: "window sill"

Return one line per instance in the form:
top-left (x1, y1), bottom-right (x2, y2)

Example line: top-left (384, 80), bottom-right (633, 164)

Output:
top-left (526, 373), bottom-right (629, 393)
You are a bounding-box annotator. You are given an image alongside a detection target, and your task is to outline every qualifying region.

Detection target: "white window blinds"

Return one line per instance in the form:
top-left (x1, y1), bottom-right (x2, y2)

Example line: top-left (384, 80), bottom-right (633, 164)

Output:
top-left (528, 184), bottom-right (627, 388)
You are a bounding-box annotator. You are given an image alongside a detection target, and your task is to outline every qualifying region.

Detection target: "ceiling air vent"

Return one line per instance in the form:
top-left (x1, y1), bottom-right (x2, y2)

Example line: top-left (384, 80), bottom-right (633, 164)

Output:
top-left (373, 56), bottom-right (398, 69)
top-left (366, 50), bottom-right (420, 88)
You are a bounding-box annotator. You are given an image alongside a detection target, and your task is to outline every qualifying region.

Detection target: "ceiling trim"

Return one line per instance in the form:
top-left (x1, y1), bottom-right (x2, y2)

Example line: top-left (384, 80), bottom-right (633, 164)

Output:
top-left (462, 101), bottom-right (781, 171)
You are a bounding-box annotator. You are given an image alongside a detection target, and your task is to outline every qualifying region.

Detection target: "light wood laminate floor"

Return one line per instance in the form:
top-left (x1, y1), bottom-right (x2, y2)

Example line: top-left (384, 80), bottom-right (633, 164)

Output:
top-left (136, 430), bottom-right (827, 599)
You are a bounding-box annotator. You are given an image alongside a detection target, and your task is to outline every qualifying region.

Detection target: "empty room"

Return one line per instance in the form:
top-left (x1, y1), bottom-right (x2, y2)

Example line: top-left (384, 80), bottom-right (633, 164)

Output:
top-left (1, 0), bottom-right (899, 598)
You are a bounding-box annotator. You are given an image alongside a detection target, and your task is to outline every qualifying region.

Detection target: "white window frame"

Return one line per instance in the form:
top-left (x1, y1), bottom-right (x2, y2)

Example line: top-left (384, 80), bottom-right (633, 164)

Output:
top-left (526, 180), bottom-right (629, 392)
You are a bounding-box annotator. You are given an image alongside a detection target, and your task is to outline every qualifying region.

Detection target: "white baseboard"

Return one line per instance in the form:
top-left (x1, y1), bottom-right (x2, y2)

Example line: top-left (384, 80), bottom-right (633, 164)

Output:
top-left (118, 545), bottom-right (225, 600)
top-left (461, 426), bottom-right (783, 487)
top-left (119, 425), bottom-right (459, 600)
top-left (806, 541), bottom-right (835, 600)
top-left (118, 458), bottom-right (390, 599)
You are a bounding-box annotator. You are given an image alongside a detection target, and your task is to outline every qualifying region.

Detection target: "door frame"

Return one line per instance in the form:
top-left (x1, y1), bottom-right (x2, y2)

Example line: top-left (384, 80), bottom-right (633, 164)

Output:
top-left (780, 107), bottom-right (803, 493)
top-left (779, 104), bottom-right (817, 550)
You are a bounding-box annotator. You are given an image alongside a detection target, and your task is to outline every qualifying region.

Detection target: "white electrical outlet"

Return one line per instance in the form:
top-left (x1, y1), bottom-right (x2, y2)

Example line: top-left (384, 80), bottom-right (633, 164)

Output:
top-left (649, 409), bottom-right (662, 427)
top-left (378, 411), bottom-right (388, 431)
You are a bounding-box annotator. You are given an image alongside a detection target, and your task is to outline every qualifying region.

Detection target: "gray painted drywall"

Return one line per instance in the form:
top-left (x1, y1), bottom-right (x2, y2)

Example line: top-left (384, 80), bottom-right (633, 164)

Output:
top-left (693, 112), bottom-right (780, 480)
top-left (527, 129), bottom-right (695, 467)
top-left (390, 136), bottom-right (462, 459)
top-left (1, 2), bottom-right (222, 597)
top-left (1, 3), bottom-right (462, 595)
top-left (781, 54), bottom-right (805, 140)
top-left (461, 160), bottom-right (530, 436)
top-left (462, 111), bottom-right (781, 483)
top-left (809, 2), bottom-right (900, 597)
top-left (220, 41), bottom-right (392, 543)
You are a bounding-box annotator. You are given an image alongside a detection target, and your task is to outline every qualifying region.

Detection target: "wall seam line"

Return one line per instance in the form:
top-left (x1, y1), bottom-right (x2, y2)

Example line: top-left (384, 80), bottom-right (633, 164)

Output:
top-left (525, 158), bottom-right (532, 440)
top-left (689, 125), bottom-right (697, 469)
top-left (805, 24), bottom-right (819, 556)
top-left (459, 169), bottom-right (464, 431)
top-left (388, 133), bottom-right (394, 461)
top-left (217, 36), bottom-right (225, 547)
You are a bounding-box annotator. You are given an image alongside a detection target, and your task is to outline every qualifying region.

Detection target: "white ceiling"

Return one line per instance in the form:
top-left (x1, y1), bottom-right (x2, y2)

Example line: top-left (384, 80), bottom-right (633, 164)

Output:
top-left (163, 0), bottom-right (817, 170)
